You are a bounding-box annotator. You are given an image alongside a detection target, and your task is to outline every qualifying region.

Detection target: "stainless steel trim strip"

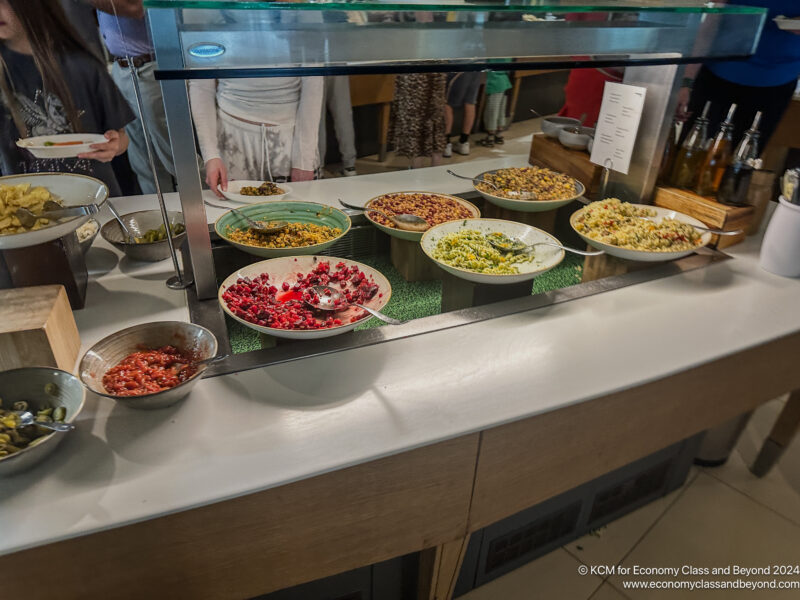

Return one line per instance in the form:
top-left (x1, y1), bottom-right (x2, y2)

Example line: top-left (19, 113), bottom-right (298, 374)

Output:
top-left (200, 250), bottom-right (731, 378)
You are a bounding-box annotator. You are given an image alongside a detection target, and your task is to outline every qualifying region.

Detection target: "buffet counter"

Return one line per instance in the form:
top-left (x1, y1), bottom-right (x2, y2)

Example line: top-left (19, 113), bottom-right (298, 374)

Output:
top-left (3, 156), bottom-right (800, 599)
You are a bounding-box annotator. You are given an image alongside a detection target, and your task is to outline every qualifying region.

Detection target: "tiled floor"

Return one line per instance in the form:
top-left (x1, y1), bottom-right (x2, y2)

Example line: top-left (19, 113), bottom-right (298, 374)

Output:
top-left (461, 396), bottom-right (800, 600)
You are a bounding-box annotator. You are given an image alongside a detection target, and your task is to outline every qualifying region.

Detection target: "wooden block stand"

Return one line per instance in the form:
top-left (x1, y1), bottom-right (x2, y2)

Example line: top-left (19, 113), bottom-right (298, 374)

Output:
top-left (654, 187), bottom-right (754, 250)
top-left (529, 134), bottom-right (603, 198)
top-left (0, 233), bottom-right (88, 309)
top-left (581, 253), bottom-right (653, 283)
top-left (390, 237), bottom-right (440, 282)
top-left (441, 271), bottom-right (532, 313)
top-left (480, 201), bottom-right (557, 233)
top-left (0, 285), bottom-right (80, 371)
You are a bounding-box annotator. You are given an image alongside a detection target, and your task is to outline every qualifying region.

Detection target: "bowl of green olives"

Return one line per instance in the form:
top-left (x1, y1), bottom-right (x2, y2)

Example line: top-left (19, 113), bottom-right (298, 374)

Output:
top-left (0, 367), bottom-right (85, 477)
top-left (100, 210), bottom-right (186, 262)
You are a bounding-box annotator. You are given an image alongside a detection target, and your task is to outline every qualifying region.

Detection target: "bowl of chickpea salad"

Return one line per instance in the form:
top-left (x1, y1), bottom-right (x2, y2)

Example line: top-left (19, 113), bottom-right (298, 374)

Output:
top-left (474, 166), bottom-right (585, 213)
top-left (215, 201), bottom-right (351, 258)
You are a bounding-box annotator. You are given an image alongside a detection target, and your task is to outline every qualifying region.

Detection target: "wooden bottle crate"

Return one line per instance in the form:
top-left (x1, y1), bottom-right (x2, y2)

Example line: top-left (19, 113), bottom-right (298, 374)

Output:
top-left (653, 187), bottom-right (754, 250)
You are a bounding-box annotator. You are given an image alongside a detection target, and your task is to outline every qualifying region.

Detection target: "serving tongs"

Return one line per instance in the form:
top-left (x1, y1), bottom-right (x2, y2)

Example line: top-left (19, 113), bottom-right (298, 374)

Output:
top-left (15, 200), bottom-right (99, 228)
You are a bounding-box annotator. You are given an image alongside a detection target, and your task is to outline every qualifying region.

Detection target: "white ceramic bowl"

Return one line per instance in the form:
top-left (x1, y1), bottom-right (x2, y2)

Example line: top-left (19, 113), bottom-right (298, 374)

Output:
top-left (16, 133), bottom-right (106, 159)
top-left (420, 218), bottom-right (565, 285)
top-left (218, 256), bottom-right (392, 339)
top-left (541, 117), bottom-right (580, 138)
top-left (473, 169), bottom-right (585, 213)
top-left (221, 180), bottom-right (292, 204)
top-left (570, 203), bottom-right (712, 262)
top-left (0, 172), bottom-right (109, 250)
top-left (362, 192), bottom-right (480, 242)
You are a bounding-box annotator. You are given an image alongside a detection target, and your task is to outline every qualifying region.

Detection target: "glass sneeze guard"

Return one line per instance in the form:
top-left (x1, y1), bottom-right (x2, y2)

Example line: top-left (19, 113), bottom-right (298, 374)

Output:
top-left (144, 0), bottom-right (765, 300)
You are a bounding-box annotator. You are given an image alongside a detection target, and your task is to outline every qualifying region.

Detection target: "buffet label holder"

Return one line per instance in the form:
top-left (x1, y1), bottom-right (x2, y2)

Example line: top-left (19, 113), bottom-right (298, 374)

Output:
top-left (183, 209), bottom-right (733, 379)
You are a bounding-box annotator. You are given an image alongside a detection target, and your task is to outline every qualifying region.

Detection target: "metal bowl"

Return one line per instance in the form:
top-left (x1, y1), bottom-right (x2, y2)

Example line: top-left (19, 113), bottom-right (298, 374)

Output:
top-left (0, 367), bottom-right (86, 477)
top-left (78, 321), bottom-right (218, 410)
top-left (541, 116), bottom-right (580, 138)
top-left (100, 210), bottom-right (186, 262)
top-left (77, 218), bottom-right (100, 255)
top-left (558, 126), bottom-right (596, 151)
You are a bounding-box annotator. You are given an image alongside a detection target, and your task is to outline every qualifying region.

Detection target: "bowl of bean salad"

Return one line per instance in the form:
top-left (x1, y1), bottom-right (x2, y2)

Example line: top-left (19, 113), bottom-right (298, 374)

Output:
top-left (363, 192), bottom-right (480, 241)
top-left (474, 167), bottom-right (585, 213)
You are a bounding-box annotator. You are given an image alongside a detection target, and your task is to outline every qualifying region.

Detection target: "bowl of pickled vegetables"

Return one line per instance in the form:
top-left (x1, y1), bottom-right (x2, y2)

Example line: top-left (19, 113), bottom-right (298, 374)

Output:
top-left (0, 367), bottom-right (85, 477)
top-left (100, 209), bottom-right (186, 262)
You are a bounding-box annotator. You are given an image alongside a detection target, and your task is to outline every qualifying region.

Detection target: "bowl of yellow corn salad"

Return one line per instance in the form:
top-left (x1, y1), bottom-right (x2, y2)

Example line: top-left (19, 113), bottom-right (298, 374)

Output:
top-left (570, 199), bottom-right (711, 262)
top-left (215, 201), bottom-right (351, 258)
top-left (474, 166), bottom-right (585, 213)
top-left (420, 218), bottom-right (565, 284)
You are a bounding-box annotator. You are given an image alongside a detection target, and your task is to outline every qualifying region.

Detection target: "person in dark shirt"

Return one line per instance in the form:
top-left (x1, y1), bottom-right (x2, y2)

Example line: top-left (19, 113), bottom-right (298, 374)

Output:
top-left (0, 0), bottom-right (134, 196)
top-left (679, 1), bottom-right (800, 147)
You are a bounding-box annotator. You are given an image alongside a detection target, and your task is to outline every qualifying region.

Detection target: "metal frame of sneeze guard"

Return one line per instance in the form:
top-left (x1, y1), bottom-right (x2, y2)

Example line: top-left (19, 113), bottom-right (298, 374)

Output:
top-left (147, 1), bottom-right (766, 301)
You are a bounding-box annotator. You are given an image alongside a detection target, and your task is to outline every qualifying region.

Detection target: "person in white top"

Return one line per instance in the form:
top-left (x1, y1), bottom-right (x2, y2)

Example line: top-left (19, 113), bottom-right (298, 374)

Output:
top-left (189, 76), bottom-right (323, 197)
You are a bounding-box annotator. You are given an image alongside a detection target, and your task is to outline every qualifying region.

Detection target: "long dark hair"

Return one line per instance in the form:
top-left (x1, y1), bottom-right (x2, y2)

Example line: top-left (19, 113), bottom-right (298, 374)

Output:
top-left (0, 0), bottom-right (103, 134)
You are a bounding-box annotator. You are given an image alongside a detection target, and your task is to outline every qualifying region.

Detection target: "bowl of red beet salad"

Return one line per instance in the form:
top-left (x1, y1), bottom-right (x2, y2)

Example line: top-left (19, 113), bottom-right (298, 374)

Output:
top-left (78, 321), bottom-right (219, 409)
top-left (218, 255), bottom-right (392, 340)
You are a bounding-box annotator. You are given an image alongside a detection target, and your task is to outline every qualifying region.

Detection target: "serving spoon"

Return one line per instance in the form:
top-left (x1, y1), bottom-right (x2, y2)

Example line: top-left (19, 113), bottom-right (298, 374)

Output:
top-left (13, 411), bottom-right (74, 432)
top-left (446, 170), bottom-right (537, 200)
top-left (487, 233), bottom-right (605, 257)
top-left (204, 200), bottom-right (288, 234)
top-left (106, 199), bottom-right (136, 243)
top-left (305, 284), bottom-right (405, 325)
top-left (168, 354), bottom-right (228, 376)
top-left (338, 199), bottom-right (429, 232)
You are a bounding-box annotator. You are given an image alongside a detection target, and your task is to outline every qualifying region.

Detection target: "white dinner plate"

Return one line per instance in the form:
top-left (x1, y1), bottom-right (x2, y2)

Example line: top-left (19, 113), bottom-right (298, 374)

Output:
top-left (220, 180), bottom-right (292, 203)
top-left (16, 133), bottom-right (106, 159)
top-left (570, 203), bottom-right (713, 262)
top-left (774, 16), bottom-right (800, 31)
top-left (420, 218), bottom-right (565, 285)
top-left (218, 255), bottom-right (392, 340)
top-left (0, 173), bottom-right (109, 250)
top-left (474, 169), bottom-right (586, 213)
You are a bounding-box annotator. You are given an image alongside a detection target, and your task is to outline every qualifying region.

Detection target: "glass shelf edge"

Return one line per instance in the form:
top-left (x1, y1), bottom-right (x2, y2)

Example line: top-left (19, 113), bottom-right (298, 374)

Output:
top-left (143, 1), bottom-right (766, 15)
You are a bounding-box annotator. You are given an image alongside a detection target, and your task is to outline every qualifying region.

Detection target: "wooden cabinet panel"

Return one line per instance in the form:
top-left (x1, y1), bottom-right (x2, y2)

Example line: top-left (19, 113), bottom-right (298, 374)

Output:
top-left (4, 435), bottom-right (479, 600)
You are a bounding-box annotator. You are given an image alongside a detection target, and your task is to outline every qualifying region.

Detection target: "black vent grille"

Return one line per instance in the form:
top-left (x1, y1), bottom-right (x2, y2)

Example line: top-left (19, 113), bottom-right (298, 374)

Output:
top-left (485, 501), bottom-right (581, 573)
top-left (331, 594), bottom-right (363, 600)
top-left (588, 461), bottom-right (670, 524)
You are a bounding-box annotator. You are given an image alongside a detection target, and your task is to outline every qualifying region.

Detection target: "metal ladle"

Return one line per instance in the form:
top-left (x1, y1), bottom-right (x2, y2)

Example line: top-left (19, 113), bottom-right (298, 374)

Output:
top-left (487, 234), bottom-right (605, 257)
top-left (204, 200), bottom-right (289, 234)
top-left (14, 411), bottom-right (74, 432)
top-left (446, 170), bottom-right (537, 200)
top-left (338, 199), bottom-right (429, 232)
top-left (106, 199), bottom-right (135, 243)
top-left (305, 285), bottom-right (405, 325)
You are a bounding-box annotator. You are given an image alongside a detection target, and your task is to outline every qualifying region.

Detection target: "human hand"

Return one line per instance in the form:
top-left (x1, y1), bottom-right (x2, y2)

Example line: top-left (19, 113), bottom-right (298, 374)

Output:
top-left (77, 130), bottom-right (124, 163)
top-left (290, 168), bottom-right (314, 182)
top-left (205, 158), bottom-right (228, 197)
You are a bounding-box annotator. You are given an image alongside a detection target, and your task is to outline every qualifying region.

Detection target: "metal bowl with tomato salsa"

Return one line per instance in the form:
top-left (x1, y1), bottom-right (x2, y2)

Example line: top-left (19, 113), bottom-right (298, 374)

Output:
top-left (79, 321), bottom-right (218, 410)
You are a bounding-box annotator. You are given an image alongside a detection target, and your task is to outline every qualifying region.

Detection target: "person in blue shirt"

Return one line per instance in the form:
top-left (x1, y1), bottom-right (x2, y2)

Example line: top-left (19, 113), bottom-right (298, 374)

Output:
top-left (679, 0), bottom-right (800, 147)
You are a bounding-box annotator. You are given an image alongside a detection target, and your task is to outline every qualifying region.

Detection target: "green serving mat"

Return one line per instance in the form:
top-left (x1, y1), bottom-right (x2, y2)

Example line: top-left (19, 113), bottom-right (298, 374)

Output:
top-left (226, 254), bottom-right (584, 354)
